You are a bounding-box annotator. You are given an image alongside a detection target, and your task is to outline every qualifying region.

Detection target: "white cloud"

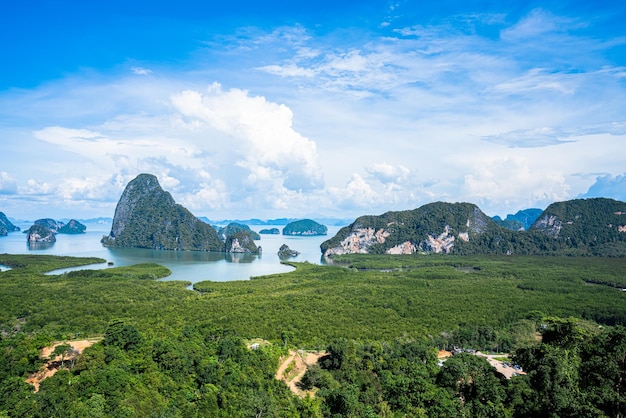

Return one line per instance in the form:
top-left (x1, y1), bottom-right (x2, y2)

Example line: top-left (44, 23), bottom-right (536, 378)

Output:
top-left (482, 127), bottom-right (576, 148)
top-left (500, 8), bottom-right (586, 41)
top-left (22, 179), bottom-right (55, 196)
top-left (329, 173), bottom-right (379, 210)
top-left (130, 66), bottom-right (153, 75)
top-left (171, 83), bottom-right (323, 192)
top-left (492, 68), bottom-right (578, 95)
top-left (366, 163), bottom-right (410, 184)
top-left (1, 5), bottom-right (625, 220)
top-left (257, 64), bottom-right (317, 77)
top-left (580, 173), bottom-right (626, 201)
top-left (0, 172), bottom-right (17, 194)
top-left (460, 155), bottom-right (571, 215)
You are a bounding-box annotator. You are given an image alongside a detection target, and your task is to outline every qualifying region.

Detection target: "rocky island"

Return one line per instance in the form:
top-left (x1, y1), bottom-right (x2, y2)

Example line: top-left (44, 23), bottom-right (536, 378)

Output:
top-left (224, 231), bottom-right (259, 253)
top-left (58, 219), bottom-right (87, 234)
top-left (277, 244), bottom-right (299, 258)
top-left (101, 173), bottom-right (223, 251)
top-left (26, 224), bottom-right (56, 244)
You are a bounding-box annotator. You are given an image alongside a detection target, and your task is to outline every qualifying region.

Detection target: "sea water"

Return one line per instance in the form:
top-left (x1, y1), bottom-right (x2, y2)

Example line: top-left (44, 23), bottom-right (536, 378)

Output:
top-left (0, 221), bottom-right (343, 284)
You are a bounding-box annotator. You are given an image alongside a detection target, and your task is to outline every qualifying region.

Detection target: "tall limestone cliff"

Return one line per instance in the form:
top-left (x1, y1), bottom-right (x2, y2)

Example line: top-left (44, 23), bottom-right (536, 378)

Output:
top-left (322, 198), bottom-right (626, 257)
top-left (101, 174), bottom-right (222, 251)
top-left (321, 202), bottom-right (496, 256)
top-left (0, 212), bottom-right (20, 236)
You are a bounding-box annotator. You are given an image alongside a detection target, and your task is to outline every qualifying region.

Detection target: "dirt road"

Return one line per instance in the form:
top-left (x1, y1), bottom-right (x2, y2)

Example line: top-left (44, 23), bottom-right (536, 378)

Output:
top-left (275, 350), bottom-right (325, 397)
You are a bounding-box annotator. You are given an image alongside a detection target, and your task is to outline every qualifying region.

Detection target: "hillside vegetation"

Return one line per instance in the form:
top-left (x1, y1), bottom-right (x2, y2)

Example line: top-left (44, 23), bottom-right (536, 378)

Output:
top-left (322, 198), bottom-right (626, 256)
top-left (0, 253), bottom-right (624, 416)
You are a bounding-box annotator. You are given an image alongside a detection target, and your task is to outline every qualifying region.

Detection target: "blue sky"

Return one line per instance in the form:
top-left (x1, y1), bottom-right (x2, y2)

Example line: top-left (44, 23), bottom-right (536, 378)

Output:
top-left (1, 1), bottom-right (625, 221)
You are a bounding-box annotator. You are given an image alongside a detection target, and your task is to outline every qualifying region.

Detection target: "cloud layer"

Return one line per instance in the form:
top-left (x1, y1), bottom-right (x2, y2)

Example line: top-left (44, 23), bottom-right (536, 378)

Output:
top-left (1, 5), bottom-right (625, 220)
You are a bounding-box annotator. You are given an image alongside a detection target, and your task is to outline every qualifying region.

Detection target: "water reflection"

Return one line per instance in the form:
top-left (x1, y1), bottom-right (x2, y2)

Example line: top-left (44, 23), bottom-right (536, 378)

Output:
top-left (1, 223), bottom-right (342, 283)
top-left (27, 242), bottom-right (55, 250)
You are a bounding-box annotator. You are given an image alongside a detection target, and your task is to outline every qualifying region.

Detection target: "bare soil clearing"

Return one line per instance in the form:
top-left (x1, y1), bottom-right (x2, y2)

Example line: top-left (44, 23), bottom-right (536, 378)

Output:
top-left (276, 349), bottom-right (325, 398)
top-left (475, 352), bottom-right (526, 379)
top-left (26, 337), bottom-right (102, 392)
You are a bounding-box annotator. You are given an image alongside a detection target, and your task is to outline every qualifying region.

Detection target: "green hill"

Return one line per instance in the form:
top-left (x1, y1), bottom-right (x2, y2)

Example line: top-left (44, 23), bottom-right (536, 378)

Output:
top-left (322, 199), bottom-right (626, 257)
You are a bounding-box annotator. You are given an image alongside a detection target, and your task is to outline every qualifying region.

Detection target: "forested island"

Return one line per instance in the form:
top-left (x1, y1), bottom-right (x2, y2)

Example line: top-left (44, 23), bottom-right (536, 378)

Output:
top-left (283, 219), bottom-right (328, 236)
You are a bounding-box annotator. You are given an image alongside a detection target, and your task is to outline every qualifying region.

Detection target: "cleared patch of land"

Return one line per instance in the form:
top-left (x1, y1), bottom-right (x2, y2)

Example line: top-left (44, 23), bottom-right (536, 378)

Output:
top-left (275, 349), bottom-right (325, 397)
top-left (26, 338), bottom-right (102, 392)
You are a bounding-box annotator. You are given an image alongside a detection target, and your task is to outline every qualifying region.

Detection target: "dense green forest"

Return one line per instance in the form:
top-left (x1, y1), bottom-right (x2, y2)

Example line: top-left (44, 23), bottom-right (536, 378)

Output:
top-left (0, 253), bottom-right (624, 416)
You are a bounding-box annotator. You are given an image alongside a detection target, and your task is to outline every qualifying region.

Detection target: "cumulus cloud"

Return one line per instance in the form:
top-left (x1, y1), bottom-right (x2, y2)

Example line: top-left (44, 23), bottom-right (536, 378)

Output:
top-left (329, 173), bottom-right (379, 210)
top-left (579, 173), bottom-right (626, 201)
top-left (461, 155), bottom-right (571, 214)
top-left (0, 172), bottom-right (17, 194)
top-left (366, 162), bottom-right (410, 184)
top-left (170, 82), bottom-right (323, 192)
top-left (21, 179), bottom-right (55, 196)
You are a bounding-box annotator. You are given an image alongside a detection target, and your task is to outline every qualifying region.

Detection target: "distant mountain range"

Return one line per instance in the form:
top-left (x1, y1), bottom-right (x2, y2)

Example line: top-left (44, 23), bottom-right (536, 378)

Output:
top-left (198, 217), bottom-right (351, 227)
top-left (492, 208), bottom-right (543, 230)
top-left (321, 198), bottom-right (626, 257)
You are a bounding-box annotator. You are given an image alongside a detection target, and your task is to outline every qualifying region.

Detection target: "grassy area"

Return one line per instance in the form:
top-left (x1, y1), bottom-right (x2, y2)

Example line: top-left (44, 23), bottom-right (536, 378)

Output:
top-left (1, 254), bottom-right (624, 347)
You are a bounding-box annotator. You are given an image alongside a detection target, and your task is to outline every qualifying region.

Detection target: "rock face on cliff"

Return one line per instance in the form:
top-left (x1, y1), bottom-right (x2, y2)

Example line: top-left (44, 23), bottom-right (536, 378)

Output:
top-left (322, 198), bottom-right (626, 257)
top-left (224, 231), bottom-right (259, 253)
top-left (0, 212), bottom-right (20, 236)
top-left (101, 174), bottom-right (222, 251)
top-left (283, 219), bottom-right (327, 236)
top-left (26, 224), bottom-right (56, 244)
top-left (321, 202), bottom-right (494, 256)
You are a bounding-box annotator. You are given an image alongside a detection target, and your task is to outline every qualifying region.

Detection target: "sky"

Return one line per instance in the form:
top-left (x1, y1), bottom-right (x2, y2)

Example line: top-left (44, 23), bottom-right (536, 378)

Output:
top-left (1, 0), bottom-right (625, 222)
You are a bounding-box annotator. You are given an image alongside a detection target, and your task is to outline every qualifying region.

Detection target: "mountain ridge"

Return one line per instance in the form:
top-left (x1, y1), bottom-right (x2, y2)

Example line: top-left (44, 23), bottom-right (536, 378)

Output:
top-left (321, 198), bottom-right (626, 257)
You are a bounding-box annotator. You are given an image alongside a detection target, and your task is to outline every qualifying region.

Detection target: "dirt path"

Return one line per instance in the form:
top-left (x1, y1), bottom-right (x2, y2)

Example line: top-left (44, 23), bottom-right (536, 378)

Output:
top-left (26, 337), bottom-right (102, 392)
top-left (276, 350), bottom-right (325, 398)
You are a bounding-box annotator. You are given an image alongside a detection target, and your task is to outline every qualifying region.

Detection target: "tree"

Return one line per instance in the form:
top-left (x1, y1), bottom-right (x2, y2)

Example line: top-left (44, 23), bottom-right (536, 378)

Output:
top-left (579, 326), bottom-right (626, 417)
top-left (51, 343), bottom-right (74, 368)
top-left (104, 320), bottom-right (142, 351)
top-left (437, 353), bottom-right (508, 417)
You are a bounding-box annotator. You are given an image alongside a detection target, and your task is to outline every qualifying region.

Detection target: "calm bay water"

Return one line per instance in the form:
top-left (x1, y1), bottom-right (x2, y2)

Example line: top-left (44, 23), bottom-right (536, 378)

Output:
top-left (0, 222), bottom-right (342, 284)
